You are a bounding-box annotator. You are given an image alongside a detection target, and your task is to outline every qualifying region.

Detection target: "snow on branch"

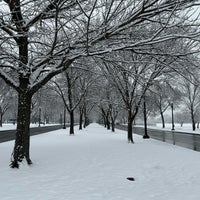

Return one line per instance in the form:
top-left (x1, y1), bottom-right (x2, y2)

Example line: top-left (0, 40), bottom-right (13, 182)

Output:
top-left (0, 68), bottom-right (19, 92)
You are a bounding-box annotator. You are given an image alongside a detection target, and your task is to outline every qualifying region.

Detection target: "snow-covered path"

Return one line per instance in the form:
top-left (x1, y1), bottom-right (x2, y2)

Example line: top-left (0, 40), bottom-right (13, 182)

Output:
top-left (0, 123), bottom-right (200, 200)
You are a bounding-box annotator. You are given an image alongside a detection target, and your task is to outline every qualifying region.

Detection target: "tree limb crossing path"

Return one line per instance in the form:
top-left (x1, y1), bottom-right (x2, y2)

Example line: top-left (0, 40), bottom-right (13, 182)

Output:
top-left (0, 125), bottom-right (64, 143)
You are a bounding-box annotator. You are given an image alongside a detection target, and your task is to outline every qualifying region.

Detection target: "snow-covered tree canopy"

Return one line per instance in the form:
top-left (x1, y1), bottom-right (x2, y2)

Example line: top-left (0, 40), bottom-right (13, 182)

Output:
top-left (0, 0), bottom-right (200, 94)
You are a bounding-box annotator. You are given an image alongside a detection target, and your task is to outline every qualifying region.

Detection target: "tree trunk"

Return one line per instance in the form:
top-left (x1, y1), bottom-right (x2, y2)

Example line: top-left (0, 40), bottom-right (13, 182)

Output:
top-left (127, 110), bottom-right (134, 143)
top-left (127, 121), bottom-right (134, 143)
top-left (0, 112), bottom-right (2, 127)
top-left (191, 108), bottom-right (195, 131)
top-left (63, 107), bottom-right (66, 129)
top-left (10, 91), bottom-right (32, 168)
top-left (84, 116), bottom-right (89, 127)
top-left (9, 5), bottom-right (30, 167)
top-left (111, 118), bottom-right (115, 132)
top-left (143, 97), bottom-right (150, 139)
top-left (83, 107), bottom-right (89, 128)
top-left (84, 118), bottom-right (89, 128)
top-left (69, 111), bottom-right (74, 135)
top-left (160, 110), bottom-right (165, 128)
top-left (192, 116), bottom-right (196, 131)
top-left (181, 122), bottom-right (183, 127)
top-left (38, 107), bottom-right (41, 127)
top-left (83, 121), bottom-right (86, 128)
top-left (106, 111), bottom-right (110, 130)
top-left (192, 121), bottom-right (196, 131)
top-left (106, 116), bottom-right (110, 130)
top-left (79, 112), bottom-right (83, 130)
top-left (103, 115), bottom-right (107, 127)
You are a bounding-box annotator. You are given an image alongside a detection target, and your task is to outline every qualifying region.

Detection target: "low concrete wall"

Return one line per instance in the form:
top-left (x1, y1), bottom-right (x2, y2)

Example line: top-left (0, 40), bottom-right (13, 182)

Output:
top-left (116, 125), bottom-right (200, 152)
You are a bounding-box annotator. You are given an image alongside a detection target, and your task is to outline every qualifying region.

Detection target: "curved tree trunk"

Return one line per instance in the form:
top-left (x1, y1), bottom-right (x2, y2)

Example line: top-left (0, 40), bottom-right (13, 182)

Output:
top-left (10, 91), bottom-right (32, 168)
top-left (160, 110), bottom-right (165, 128)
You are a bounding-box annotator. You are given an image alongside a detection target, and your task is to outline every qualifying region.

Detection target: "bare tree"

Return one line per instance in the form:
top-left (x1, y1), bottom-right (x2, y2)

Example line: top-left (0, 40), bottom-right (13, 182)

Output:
top-left (50, 66), bottom-right (92, 134)
top-left (97, 79), bottom-right (122, 132)
top-left (151, 78), bottom-right (182, 128)
top-left (179, 71), bottom-right (200, 130)
top-left (98, 85), bottom-right (112, 130)
top-left (175, 110), bottom-right (190, 127)
top-left (100, 51), bottom-right (171, 142)
top-left (73, 62), bottom-right (97, 130)
top-left (78, 88), bottom-right (96, 130)
top-left (109, 95), bottom-right (121, 132)
top-left (31, 87), bottom-right (60, 124)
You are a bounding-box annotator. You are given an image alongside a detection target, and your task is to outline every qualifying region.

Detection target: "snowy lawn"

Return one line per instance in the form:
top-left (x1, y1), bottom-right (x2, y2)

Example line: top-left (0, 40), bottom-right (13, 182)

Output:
top-left (0, 124), bottom-right (17, 130)
top-left (0, 123), bottom-right (59, 131)
top-left (0, 123), bottom-right (200, 200)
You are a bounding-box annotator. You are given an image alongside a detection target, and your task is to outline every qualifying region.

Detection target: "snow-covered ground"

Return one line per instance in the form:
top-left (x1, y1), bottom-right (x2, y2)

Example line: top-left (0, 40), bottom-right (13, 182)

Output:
top-left (0, 123), bottom-right (200, 200)
top-left (0, 123), bottom-right (16, 130)
top-left (0, 123), bottom-right (57, 131)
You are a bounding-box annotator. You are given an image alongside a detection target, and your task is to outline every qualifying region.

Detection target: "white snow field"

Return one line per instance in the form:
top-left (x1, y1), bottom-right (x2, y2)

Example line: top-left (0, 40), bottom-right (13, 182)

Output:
top-left (0, 123), bottom-right (56, 131)
top-left (0, 123), bottom-right (200, 200)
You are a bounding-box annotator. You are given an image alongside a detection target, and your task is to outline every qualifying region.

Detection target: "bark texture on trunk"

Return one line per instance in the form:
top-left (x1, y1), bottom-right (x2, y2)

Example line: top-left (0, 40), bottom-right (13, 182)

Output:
top-left (10, 91), bottom-right (32, 168)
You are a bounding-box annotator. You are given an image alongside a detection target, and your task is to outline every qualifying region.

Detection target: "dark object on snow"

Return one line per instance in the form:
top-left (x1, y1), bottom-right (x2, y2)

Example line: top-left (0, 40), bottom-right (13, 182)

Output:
top-left (127, 177), bottom-right (135, 181)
